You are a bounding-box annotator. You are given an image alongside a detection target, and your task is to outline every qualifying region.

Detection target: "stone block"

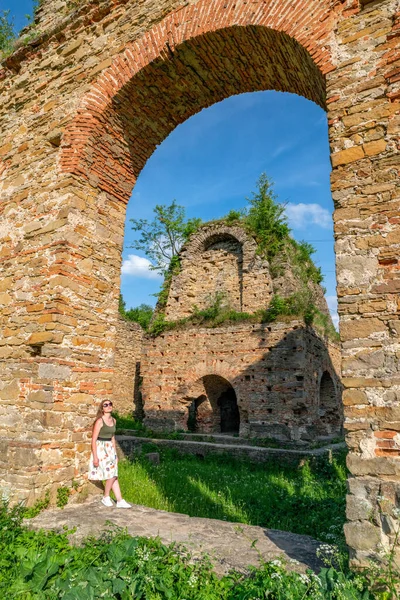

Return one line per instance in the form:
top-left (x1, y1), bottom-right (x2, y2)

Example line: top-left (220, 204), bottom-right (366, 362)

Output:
top-left (340, 318), bottom-right (386, 342)
top-left (0, 380), bottom-right (20, 400)
top-left (363, 139), bottom-right (386, 156)
top-left (346, 494), bottom-right (373, 521)
top-left (11, 447), bottom-right (40, 468)
top-left (28, 332), bottom-right (54, 345)
top-left (38, 364), bottom-right (72, 380)
top-left (28, 390), bottom-right (53, 404)
top-left (67, 393), bottom-right (93, 405)
top-left (145, 452), bottom-right (160, 465)
top-left (343, 389), bottom-right (367, 406)
top-left (344, 521), bottom-right (381, 552)
top-left (331, 146), bottom-right (365, 167)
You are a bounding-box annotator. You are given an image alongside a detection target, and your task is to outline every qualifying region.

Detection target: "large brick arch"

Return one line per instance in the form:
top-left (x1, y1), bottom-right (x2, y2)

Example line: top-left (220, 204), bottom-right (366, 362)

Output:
top-left (60, 0), bottom-right (338, 202)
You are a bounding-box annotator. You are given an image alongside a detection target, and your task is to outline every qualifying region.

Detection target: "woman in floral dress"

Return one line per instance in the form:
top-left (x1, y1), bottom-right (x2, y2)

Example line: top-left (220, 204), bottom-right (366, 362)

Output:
top-left (89, 400), bottom-right (131, 508)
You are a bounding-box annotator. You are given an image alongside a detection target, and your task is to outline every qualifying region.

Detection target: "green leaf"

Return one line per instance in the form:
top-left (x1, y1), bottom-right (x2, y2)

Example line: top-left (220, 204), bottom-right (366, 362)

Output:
top-left (113, 577), bottom-right (127, 594)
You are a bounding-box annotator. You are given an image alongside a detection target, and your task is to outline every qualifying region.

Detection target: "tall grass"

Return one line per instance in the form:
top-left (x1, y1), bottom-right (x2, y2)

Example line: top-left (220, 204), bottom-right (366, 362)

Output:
top-left (119, 448), bottom-right (347, 549)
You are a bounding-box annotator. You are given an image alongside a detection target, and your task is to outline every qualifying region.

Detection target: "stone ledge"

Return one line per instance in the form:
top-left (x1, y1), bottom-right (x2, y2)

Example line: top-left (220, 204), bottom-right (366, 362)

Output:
top-left (116, 435), bottom-right (347, 464)
top-left (28, 499), bottom-right (323, 574)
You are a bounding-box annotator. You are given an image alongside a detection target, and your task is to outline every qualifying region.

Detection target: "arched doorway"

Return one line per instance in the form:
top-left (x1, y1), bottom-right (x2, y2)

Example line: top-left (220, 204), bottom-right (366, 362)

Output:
top-left (184, 375), bottom-right (240, 435)
top-left (218, 388), bottom-right (240, 434)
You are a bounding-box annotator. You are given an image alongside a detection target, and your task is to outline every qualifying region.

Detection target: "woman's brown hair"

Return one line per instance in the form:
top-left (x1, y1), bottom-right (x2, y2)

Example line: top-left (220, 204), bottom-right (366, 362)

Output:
top-left (92, 401), bottom-right (106, 429)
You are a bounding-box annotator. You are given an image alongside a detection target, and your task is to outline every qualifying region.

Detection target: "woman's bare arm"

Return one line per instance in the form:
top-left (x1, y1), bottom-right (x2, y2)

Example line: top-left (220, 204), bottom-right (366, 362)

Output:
top-left (112, 418), bottom-right (117, 457)
top-left (92, 419), bottom-right (102, 465)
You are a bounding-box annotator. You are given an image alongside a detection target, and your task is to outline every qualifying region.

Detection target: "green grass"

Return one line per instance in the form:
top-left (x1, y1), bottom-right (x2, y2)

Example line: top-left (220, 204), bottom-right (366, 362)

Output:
top-left (119, 448), bottom-right (347, 549)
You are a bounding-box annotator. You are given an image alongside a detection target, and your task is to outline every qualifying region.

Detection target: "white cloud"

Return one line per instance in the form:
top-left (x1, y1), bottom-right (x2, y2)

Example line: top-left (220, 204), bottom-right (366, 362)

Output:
top-left (326, 295), bottom-right (339, 330)
top-left (121, 254), bottom-right (161, 279)
top-left (285, 203), bottom-right (332, 230)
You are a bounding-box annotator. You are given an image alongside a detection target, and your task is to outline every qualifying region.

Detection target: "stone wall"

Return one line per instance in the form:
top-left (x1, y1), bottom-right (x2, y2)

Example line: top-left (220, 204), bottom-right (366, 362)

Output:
top-left (0, 0), bottom-right (398, 564)
top-left (141, 321), bottom-right (342, 442)
top-left (114, 318), bottom-right (143, 416)
top-left (327, 0), bottom-right (400, 566)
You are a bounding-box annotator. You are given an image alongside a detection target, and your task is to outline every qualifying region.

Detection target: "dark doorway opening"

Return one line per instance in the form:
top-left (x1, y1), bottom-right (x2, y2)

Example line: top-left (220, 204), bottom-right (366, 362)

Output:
top-left (187, 395), bottom-right (207, 433)
top-left (185, 375), bottom-right (240, 434)
top-left (319, 371), bottom-right (341, 436)
top-left (218, 388), bottom-right (240, 434)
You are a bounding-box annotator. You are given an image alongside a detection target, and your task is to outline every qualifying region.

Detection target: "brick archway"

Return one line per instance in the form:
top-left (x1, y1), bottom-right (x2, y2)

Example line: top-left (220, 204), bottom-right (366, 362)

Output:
top-left (60, 0), bottom-right (338, 202)
top-left (167, 373), bottom-right (241, 434)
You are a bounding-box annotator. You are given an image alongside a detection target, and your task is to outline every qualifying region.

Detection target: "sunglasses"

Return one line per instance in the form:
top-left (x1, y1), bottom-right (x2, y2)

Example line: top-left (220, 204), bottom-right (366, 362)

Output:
top-left (102, 402), bottom-right (113, 408)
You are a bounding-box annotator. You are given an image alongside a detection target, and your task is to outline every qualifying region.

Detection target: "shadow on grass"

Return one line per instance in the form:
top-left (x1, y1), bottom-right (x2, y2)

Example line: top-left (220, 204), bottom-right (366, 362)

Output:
top-left (118, 448), bottom-right (347, 550)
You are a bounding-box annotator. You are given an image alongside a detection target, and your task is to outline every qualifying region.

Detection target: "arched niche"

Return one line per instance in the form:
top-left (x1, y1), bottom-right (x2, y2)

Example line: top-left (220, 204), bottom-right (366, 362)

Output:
top-left (183, 375), bottom-right (240, 434)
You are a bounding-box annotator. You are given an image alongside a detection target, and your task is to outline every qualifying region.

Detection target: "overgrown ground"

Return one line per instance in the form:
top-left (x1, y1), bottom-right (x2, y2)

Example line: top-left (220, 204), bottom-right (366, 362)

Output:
top-left (0, 499), bottom-right (380, 600)
top-left (119, 448), bottom-right (347, 549)
top-left (1, 450), bottom-right (399, 598)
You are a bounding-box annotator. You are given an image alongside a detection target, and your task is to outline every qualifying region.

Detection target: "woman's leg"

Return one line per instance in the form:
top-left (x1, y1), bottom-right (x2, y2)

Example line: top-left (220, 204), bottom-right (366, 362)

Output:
top-left (111, 478), bottom-right (122, 502)
top-left (104, 476), bottom-right (117, 497)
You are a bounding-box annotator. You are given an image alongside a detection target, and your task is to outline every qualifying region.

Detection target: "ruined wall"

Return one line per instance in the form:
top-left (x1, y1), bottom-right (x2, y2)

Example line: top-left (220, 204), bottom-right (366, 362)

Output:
top-left (165, 224), bottom-right (273, 320)
top-left (114, 319), bottom-right (143, 416)
top-left (141, 321), bottom-right (342, 442)
top-left (327, 0), bottom-right (400, 566)
top-left (0, 0), bottom-right (398, 565)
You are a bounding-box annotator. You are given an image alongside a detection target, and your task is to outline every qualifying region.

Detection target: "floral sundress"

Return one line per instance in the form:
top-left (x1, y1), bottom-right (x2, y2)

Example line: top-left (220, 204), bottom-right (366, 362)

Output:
top-left (88, 440), bottom-right (118, 480)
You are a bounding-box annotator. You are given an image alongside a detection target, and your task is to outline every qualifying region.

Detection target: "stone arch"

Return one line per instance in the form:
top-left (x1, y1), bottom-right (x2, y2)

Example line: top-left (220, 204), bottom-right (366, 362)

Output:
top-left (177, 374), bottom-right (241, 434)
top-left (1, 0), bottom-right (398, 567)
top-left (60, 0), bottom-right (337, 202)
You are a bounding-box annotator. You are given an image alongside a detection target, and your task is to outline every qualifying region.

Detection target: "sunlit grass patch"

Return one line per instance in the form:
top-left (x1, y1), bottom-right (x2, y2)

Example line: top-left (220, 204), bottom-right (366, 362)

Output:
top-left (119, 449), bottom-right (347, 548)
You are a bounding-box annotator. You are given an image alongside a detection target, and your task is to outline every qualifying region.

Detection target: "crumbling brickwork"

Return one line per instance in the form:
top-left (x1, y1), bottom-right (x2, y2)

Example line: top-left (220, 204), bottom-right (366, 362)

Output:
top-left (165, 225), bottom-right (273, 319)
top-left (114, 319), bottom-right (143, 416)
top-left (0, 0), bottom-right (398, 564)
top-left (145, 224), bottom-right (342, 441)
top-left (142, 321), bottom-right (342, 442)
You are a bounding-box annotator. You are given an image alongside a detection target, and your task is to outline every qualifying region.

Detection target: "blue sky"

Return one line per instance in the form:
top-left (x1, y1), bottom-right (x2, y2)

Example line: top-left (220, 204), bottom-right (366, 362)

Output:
top-left (7, 1), bottom-right (338, 326)
top-left (3, 0), bottom-right (34, 32)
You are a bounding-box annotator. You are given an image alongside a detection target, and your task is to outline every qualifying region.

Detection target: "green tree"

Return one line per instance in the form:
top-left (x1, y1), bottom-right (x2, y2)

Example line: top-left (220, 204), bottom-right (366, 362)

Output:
top-left (119, 295), bottom-right (154, 330)
top-left (245, 173), bottom-right (290, 261)
top-left (124, 304), bottom-right (154, 330)
top-left (0, 10), bottom-right (15, 55)
top-left (118, 294), bottom-right (127, 316)
top-left (130, 201), bottom-right (202, 275)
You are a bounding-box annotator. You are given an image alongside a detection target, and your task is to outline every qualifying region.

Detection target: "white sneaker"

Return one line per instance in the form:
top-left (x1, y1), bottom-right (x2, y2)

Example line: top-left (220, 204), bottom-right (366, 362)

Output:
top-left (116, 499), bottom-right (131, 509)
top-left (101, 496), bottom-right (114, 507)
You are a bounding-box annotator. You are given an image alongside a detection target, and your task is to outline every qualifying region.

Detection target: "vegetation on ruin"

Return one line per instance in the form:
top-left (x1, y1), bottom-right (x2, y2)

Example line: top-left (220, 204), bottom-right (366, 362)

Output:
top-left (242, 173), bottom-right (323, 285)
top-left (132, 290), bottom-right (338, 341)
top-left (124, 174), bottom-right (334, 338)
top-left (0, 10), bottom-right (15, 55)
top-left (130, 201), bottom-right (202, 276)
top-left (1, 458), bottom-right (399, 599)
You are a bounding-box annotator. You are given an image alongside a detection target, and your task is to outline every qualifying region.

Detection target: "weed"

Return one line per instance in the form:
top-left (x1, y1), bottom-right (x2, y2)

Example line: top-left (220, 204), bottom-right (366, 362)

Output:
top-left (24, 491), bottom-right (50, 519)
top-left (56, 486), bottom-right (70, 509)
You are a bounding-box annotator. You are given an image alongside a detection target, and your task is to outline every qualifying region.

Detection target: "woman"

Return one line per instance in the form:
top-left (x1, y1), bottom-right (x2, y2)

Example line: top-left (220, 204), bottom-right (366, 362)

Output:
top-left (89, 400), bottom-right (131, 508)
